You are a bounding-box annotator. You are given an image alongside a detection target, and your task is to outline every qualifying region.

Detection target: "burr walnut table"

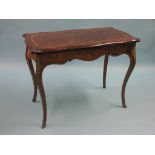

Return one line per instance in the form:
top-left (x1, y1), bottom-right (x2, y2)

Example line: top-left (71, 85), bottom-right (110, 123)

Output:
top-left (23, 27), bottom-right (140, 128)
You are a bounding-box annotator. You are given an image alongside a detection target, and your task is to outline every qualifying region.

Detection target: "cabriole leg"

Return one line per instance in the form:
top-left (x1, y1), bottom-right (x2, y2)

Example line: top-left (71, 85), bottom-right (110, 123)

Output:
top-left (25, 48), bottom-right (38, 102)
top-left (36, 58), bottom-right (47, 128)
top-left (121, 47), bottom-right (136, 108)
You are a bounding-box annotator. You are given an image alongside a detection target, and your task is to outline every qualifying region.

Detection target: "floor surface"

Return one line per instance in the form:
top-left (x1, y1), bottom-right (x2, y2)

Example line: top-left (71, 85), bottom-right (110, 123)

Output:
top-left (0, 62), bottom-right (155, 134)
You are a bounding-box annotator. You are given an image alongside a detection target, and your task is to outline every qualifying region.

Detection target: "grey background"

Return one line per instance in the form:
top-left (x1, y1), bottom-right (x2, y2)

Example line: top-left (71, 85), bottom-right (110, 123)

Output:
top-left (0, 19), bottom-right (155, 134)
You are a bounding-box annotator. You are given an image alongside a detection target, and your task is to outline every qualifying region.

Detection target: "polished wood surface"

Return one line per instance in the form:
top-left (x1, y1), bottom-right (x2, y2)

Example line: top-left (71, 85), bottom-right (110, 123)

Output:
top-left (24, 27), bottom-right (140, 128)
top-left (23, 27), bottom-right (140, 53)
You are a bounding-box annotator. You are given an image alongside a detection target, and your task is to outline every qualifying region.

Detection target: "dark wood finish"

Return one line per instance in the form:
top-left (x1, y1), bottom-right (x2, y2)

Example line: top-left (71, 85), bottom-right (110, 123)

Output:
top-left (23, 27), bottom-right (140, 53)
top-left (103, 55), bottom-right (109, 88)
top-left (25, 47), bottom-right (37, 102)
top-left (36, 57), bottom-right (47, 128)
top-left (23, 27), bottom-right (140, 128)
top-left (121, 46), bottom-right (136, 108)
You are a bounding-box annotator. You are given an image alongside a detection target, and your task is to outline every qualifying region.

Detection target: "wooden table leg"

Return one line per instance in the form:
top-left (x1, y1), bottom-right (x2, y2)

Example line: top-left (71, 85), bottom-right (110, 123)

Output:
top-left (121, 47), bottom-right (136, 108)
top-left (25, 48), bottom-right (38, 102)
top-left (103, 55), bottom-right (109, 88)
top-left (36, 57), bottom-right (47, 128)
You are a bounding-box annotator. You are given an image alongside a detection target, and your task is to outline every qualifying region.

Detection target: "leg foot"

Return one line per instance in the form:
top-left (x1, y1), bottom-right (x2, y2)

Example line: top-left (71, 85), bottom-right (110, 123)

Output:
top-left (42, 120), bottom-right (46, 128)
top-left (32, 84), bottom-right (37, 102)
top-left (103, 55), bottom-right (109, 88)
top-left (122, 104), bottom-right (127, 108)
top-left (121, 47), bottom-right (136, 108)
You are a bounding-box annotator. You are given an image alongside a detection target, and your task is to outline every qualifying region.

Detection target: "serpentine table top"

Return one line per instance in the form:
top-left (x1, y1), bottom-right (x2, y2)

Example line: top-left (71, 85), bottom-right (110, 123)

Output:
top-left (23, 27), bottom-right (140, 53)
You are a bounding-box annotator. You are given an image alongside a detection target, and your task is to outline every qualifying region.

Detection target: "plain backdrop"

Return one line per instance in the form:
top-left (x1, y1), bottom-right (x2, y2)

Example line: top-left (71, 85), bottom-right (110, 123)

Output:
top-left (0, 19), bottom-right (155, 134)
top-left (0, 19), bottom-right (155, 65)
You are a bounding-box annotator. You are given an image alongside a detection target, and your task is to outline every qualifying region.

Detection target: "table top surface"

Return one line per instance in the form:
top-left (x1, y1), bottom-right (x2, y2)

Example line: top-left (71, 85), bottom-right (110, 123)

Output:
top-left (23, 27), bottom-right (140, 53)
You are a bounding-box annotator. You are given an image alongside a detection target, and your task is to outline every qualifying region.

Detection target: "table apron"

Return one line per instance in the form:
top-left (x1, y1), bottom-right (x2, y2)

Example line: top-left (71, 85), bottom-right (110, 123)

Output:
top-left (28, 43), bottom-right (136, 66)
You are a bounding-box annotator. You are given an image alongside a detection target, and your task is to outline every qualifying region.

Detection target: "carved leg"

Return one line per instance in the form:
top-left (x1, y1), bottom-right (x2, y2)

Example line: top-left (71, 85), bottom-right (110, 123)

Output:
top-left (121, 48), bottom-right (136, 108)
top-left (36, 58), bottom-right (47, 128)
top-left (103, 55), bottom-right (109, 88)
top-left (25, 48), bottom-right (37, 102)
